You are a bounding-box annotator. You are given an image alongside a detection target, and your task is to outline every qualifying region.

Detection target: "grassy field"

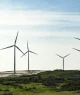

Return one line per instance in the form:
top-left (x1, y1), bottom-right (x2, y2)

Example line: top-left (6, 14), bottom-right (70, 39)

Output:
top-left (0, 70), bottom-right (80, 95)
top-left (0, 83), bottom-right (77, 95)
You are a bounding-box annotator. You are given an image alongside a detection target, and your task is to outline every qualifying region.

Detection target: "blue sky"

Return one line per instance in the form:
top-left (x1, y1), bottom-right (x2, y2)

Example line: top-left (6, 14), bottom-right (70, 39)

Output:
top-left (0, 0), bottom-right (80, 71)
top-left (0, 0), bottom-right (80, 12)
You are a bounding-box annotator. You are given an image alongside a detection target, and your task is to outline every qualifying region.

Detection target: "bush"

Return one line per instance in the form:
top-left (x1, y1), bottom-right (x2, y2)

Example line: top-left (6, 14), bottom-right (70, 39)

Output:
top-left (18, 85), bottom-right (23, 89)
top-left (3, 81), bottom-right (16, 85)
top-left (60, 81), bottom-right (80, 91)
top-left (42, 76), bottom-right (57, 87)
top-left (2, 92), bottom-right (13, 95)
top-left (4, 88), bottom-right (9, 91)
top-left (24, 87), bottom-right (32, 91)
top-left (29, 75), bottom-right (42, 83)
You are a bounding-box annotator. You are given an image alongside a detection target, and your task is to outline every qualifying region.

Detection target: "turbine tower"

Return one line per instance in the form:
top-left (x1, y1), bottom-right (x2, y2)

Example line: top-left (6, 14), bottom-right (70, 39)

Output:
top-left (21, 41), bottom-right (37, 72)
top-left (0, 31), bottom-right (24, 74)
top-left (56, 53), bottom-right (70, 70)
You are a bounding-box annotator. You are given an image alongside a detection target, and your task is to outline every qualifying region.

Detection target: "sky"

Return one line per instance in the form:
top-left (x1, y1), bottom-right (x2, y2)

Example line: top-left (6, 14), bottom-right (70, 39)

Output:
top-left (0, 0), bottom-right (80, 71)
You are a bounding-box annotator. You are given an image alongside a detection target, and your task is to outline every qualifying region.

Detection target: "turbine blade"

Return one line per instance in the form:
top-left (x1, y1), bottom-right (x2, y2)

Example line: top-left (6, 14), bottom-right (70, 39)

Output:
top-left (21, 51), bottom-right (28, 57)
top-left (27, 41), bottom-right (29, 50)
top-left (73, 48), bottom-right (80, 52)
top-left (74, 37), bottom-right (80, 40)
top-left (14, 31), bottom-right (19, 44)
top-left (56, 54), bottom-right (63, 58)
top-left (0, 45), bottom-right (14, 50)
top-left (64, 53), bottom-right (70, 58)
top-left (15, 45), bottom-right (24, 55)
top-left (29, 51), bottom-right (38, 55)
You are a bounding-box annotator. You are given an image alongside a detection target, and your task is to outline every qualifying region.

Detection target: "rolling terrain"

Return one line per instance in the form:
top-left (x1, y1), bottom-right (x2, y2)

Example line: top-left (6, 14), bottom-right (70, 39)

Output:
top-left (0, 70), bottom-right (80, 95)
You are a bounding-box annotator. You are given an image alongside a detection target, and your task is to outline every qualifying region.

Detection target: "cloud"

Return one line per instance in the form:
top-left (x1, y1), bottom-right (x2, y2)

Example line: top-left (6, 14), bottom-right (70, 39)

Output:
top-left (0, 10), bottom-right (56, 25)
top-left (0, 10), bottom-right (80, 26)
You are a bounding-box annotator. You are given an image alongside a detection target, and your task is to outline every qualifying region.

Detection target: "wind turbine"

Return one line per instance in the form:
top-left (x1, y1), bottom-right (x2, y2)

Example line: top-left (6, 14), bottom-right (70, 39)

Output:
top-left (0, 31), bottom-right (24, 74)
top-left (21, 41), bottom-right (37, 72)
top-left (56, 53), bottom-right (70, 70)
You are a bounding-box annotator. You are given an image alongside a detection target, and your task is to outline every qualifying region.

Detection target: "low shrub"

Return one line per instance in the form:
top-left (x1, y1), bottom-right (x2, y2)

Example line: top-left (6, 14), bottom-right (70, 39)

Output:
top-left (2, 92), bottom-right (13, 95)
top-left (60, 81), bottom-right (80, 91)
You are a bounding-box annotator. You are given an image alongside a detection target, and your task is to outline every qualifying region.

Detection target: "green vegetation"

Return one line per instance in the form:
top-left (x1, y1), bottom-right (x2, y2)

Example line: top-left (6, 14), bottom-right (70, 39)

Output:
top-left (0, 70), bottom-right (80, 95)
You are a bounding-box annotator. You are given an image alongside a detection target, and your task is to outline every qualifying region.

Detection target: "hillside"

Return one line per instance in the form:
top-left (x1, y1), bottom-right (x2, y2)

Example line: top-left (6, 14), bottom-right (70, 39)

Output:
top-left (0, 70), bottom-right (80, 95)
